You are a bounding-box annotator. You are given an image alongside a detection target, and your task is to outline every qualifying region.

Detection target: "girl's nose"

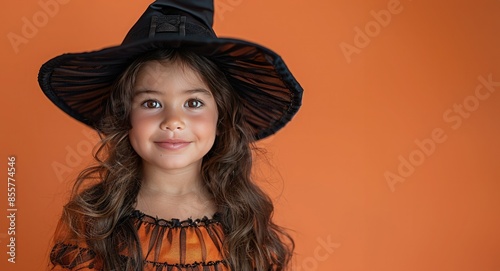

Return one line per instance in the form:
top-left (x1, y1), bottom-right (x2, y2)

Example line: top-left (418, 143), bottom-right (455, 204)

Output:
top-left (160, 109), bottom-right (185, 131)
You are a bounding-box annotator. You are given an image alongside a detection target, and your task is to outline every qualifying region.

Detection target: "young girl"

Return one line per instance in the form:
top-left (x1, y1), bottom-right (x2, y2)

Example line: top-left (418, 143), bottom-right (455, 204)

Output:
top-left (38, 1), bottom-right (303, 270)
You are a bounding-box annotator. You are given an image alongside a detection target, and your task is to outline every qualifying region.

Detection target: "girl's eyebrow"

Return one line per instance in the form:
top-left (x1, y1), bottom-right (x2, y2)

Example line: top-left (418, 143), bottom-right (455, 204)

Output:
top-left (133, 88), bottom-right (212, 97)
top-left (184, 88), bottom-right (212, 97)
top-left (133, 89), bottom-right (161, 97)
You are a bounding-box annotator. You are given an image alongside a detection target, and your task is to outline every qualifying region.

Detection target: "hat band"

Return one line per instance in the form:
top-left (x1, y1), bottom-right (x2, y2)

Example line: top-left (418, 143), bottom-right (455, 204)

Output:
top-left (149, 15), bottom-right (187, 37)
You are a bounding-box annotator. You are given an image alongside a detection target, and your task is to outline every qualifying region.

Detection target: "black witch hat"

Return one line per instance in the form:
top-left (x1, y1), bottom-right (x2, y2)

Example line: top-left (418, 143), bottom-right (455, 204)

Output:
top-left (38, 0), bottom-right (303, 140)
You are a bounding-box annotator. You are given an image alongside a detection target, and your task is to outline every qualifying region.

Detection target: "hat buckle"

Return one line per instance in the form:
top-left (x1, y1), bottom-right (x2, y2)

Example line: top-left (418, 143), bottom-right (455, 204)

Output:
top-left (149, 15), bottom-right (187, 38)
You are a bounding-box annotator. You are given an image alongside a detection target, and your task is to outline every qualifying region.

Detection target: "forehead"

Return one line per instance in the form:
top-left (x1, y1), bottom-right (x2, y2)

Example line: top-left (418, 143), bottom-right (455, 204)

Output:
top-left (134, 59), bottom-right (209, 91)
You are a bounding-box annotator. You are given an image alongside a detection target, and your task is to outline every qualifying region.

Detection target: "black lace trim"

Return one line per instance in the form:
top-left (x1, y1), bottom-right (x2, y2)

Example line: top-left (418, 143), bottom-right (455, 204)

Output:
top-left (51, 243), bottom-right (229, 270)
top-left (130, 210), bottom-right (222, 228)
top-left (50, 243), bottom-right (97, 270)
top-left (144, 259), bottom-right (228, 269)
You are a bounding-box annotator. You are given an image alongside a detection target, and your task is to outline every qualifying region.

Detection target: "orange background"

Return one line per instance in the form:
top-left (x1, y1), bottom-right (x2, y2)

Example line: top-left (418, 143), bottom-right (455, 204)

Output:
top-left (1, 0), bottom-right (500, 270)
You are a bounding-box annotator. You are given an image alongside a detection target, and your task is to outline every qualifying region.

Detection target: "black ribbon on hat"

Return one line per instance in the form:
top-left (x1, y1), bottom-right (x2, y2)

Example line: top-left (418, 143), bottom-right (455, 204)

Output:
top-left (150, 0), bottom-right (214, 28)
top-left (149, 15), bottom-right (187, 38)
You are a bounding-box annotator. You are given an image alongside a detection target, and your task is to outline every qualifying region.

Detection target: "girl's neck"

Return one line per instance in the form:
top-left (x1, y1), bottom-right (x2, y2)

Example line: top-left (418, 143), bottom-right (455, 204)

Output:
top-left (135, 163), bottom-right (216, 220)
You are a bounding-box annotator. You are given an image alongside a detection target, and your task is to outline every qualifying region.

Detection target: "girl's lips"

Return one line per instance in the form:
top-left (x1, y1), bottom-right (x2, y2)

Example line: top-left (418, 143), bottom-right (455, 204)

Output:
top-left (154, 140), bottom-right (191, 150)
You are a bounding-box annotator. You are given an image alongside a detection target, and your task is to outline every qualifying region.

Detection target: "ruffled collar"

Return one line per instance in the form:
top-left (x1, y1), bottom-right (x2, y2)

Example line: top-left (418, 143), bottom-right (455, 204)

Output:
top-left (129, 209), bottom-right (229, 270)
top-left (130, 210), bottom-right (222, 227)
top-left (50, 211), bottom-right (230, 271)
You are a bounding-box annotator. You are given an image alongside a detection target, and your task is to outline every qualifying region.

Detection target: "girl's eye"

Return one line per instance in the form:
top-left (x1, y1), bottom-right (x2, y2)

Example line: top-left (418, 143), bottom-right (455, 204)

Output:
top-left (142, 100), bottom-right (161, 108)
top-left (185, 99), bottom-right (204, 108)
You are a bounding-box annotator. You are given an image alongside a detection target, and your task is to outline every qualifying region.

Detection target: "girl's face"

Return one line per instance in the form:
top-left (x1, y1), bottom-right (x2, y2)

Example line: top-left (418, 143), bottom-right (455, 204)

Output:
top-left (128, 59), bottom-right (218, 173)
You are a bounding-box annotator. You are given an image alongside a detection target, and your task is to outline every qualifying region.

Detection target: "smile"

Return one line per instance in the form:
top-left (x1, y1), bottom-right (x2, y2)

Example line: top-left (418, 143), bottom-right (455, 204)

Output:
top-left (154, 140), bottom-right (191, 150)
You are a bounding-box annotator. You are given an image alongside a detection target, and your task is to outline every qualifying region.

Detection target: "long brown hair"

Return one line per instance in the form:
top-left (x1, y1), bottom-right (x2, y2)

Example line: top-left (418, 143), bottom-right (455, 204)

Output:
top-left (52, 49), bottom-right (294, 271)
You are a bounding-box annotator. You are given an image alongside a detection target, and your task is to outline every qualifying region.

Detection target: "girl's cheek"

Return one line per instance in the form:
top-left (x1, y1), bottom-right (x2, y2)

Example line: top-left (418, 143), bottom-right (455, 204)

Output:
top-left (131, 110), bottom-right (155, 122)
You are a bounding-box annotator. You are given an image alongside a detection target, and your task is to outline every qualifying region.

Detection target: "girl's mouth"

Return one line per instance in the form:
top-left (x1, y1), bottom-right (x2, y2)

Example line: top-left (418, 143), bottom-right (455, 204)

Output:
top-left (154, 140), bottom-right (191, 150)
